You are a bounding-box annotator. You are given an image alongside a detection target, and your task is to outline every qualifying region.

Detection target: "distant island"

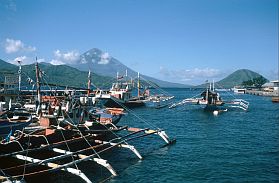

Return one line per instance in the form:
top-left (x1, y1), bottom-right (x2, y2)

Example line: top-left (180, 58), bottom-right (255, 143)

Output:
top-left (195, 69), bottom-right (268, 89)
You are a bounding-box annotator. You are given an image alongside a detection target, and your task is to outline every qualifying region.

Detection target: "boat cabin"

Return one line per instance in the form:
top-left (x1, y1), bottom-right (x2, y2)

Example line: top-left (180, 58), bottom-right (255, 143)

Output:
top-left (201, 89), bottom-right (223, 105)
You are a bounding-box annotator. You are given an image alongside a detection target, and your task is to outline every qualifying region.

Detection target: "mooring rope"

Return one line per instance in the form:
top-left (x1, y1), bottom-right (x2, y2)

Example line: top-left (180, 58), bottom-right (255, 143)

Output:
top-left (140, 76), bottom-right (173, 97)
top-left (57, 128), bottom-right (80, 170)
top-left (21, 135), bottom-right (31, 181)
top-left (214, 82), bottom-right (239, 100)
top-left (109, 96), bottom-right (160, 130)
top-left (0, 168), bottom-right (10, 181)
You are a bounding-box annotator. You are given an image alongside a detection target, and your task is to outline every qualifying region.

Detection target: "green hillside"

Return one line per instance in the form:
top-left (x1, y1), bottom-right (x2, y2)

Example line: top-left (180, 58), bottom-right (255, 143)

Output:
top-left (196, 69), bottom-right (268, 89)
top-left (217, 69), bottom-right (268, 88)
top-left (0, 59), bottom-right (17, 83)
top-left (0, 59), bottom-right (17, 72)
top-left (0, 59), bottom-right (115, 89)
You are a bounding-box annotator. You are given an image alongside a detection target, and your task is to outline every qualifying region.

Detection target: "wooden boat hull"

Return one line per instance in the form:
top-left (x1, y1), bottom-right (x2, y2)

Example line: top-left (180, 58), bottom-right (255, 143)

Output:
top-left (83, 114), bottom-right (122, 131)
top-left (0, 119), bottom-right (32, 138)
top-left (272, 96), bottom-right (279, 103)
top-left (103, 99), bottom-right (145, 108)
top-left (203, 104), bottom-right (226, 112)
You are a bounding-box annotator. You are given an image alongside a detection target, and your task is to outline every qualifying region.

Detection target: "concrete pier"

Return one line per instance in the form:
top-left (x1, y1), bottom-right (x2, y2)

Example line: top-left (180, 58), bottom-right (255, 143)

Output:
top-left (245, 90), bottom-right (278, 97)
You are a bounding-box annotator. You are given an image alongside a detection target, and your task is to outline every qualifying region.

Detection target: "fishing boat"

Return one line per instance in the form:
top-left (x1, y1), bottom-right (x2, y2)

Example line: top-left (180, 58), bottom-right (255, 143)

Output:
top-left (0, 126), bottom-right (114, 182)
top-left (84, 108), bottom-right (124, 126)
top-left (94, 72), bottom-right (144, 108)
top-left (0, 118), bottom-right (174, 183)
top-left (0, 60), bottom-right (176, 183)
top-left (0, 117), bottom-right (32, 139)
top-left (169, 81), bottom-right (249, 114)
top-left (0, 101), bottom-right (174, 183)
top-left (0, 109), bottom-right (33, 139)
top-left (60, 104), bottom-right (125, 133)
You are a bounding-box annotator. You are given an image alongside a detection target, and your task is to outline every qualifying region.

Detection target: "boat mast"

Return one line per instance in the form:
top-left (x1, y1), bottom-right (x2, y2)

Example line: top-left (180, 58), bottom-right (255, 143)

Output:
top-left (87, 70), bottom-right (91, 96)
top-left (212, 79), bottom-right (215, 91)
top-left (206, 88), bottom-right (208, 103)
top-left (35, 58), bottom-right (41, 103)
top-left (206, 81), bottom-right (209, 103)
top-left (17, 60), bottom-right (22, 92)
top-left (137, 72), bottom-right (140, 97)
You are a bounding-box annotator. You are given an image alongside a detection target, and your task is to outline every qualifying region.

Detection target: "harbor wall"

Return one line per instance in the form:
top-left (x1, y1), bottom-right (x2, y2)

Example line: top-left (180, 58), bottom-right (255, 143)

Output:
top-left (246, 89), bottom-right (279, 97)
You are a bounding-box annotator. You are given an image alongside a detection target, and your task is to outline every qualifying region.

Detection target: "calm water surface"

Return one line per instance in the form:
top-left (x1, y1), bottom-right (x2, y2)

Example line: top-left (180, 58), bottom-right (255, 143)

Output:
top-left (36, 88), bottom-right (279, 183)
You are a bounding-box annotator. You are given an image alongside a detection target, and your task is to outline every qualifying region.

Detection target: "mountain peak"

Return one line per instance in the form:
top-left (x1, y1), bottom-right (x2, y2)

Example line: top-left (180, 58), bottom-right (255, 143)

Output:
top-left (83, 48), bottom-right (103, 57)
top-left (70, 48), bottom-right (189, 88)
top-left (79, 48), bottom-right (112, 65)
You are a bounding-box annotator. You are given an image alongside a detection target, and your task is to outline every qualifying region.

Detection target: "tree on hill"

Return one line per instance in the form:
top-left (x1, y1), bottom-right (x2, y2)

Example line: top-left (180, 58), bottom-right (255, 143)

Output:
top-left (253, 76), bottom-right (268, 88)
top-left (242, 80), bottom-right (254, 87)
top-left (242, 76), bottom-right (268, 88)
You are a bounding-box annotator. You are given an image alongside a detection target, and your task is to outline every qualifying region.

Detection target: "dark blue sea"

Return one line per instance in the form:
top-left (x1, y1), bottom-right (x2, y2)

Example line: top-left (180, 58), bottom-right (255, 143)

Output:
top-left (39, 88), bottom-right (279, 183)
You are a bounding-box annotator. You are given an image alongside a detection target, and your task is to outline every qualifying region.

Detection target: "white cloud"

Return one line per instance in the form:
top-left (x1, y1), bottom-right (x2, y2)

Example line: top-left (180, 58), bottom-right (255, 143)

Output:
top-left (98, 52), bottom-right (110, 65)
top-left (12, 56), bottom-right (27, 63)
top-left (80, 55), bottom-right (87, 64)
top-left (5, 38), bottom-right (36, 53)
top-left (9, 56), bottom-right (35, 65)
top-left (50, 59), bottom-right (65, 65)
top-left (8, 56), bottom-right (45, 65)
top-left (183, 68), bottom-right (221, 78)
top-left (159, 67), bottom-right (224, 84)
top-left (53, 49), bottom-right (80, 64)
top-left (5, 39), bottom-right (23, 53)
top-left (37, 58), bottom-right (45, 63)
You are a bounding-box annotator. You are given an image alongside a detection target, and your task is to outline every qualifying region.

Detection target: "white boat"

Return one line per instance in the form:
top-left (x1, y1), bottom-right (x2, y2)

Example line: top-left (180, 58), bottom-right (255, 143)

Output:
top-left (94, 72), bottom-right (146, 108)
top-left (232, 87), bottom-right (246, 94)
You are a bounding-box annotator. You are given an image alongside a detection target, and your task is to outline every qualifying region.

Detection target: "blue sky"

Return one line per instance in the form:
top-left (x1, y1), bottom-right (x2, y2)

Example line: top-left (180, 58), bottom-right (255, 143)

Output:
top-left (0, 0), bottom-right (278, 85)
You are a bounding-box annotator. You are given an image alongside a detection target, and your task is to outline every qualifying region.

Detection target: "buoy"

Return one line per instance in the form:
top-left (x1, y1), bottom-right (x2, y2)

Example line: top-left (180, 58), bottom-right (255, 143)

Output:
top-left (213, 110), bottom-right (219, 116)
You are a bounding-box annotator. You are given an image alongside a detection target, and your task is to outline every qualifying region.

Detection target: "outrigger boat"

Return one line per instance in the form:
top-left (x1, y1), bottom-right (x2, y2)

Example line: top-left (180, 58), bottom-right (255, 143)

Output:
top-left (0, 100), bottom-right (175, 183)
top-left (169, 81), bottom-right (249, 114)
top-left (94, 71), bottom-right (145, 108)
top-left (0, 119), bottom-right (175, 183)
top-left (94, 72), bottom-right (175, 109)
top-left (59, 102), bottom-right (125, 133)
top-left (0, 60), bottom-right (176, 183)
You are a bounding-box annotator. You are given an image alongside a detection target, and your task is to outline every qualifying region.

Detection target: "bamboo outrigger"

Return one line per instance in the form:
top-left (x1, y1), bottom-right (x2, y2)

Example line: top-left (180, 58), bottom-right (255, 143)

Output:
top-left (0, 123), bottom-right (174, 182)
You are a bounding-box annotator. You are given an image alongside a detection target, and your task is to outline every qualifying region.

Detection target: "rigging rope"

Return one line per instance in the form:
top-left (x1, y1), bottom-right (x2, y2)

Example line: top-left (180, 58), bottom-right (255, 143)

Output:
top-left (140, 76), bottom-right (173, 97)
top-left (109, 96), bottom-right (160, 130)
top-left (21, 135), bottom-right (31, 181)
top-left (41, 76), bottom-right (102, 159)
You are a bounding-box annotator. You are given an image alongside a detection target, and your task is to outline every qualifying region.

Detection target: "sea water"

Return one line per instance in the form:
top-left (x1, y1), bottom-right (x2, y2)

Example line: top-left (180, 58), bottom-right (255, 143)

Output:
top-left (33, 88), bottom-right (279, 183)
